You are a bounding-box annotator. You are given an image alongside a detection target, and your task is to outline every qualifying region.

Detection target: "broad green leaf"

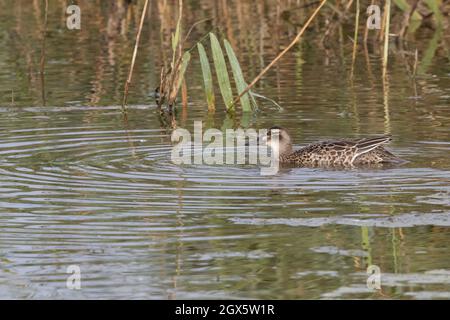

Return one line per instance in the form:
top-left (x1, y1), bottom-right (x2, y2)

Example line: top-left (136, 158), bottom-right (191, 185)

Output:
top-left (224, 40), bottom-right (252, 112)
top-left (197, 43), bottom-right (215, 111)
top-left (210, 33), bottom-right (234, 111)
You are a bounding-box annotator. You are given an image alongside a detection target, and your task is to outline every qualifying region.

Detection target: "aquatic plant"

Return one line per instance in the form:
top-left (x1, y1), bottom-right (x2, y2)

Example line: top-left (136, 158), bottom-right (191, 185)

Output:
top-left (197, 43), bottom-right (215, 111)
top-left (197, 32), bottom-right (286, 113)
top-left (195, 0), bottom-right (327, 113)
top-left (150, 0), bottom-right (448, 112)
top-left (209, 33), bottom-right (235, 111)
top-left (157, 0), bottom-right (191, 109)
top-left (197, 33), bottom-right (259, 112)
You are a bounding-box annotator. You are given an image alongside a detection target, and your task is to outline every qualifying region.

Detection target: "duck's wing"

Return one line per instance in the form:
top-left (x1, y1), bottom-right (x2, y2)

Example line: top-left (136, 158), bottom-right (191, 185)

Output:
top-left (290, 135), bottom-right (393, 165)
top-left (351, 135), bottom-right (392, 163)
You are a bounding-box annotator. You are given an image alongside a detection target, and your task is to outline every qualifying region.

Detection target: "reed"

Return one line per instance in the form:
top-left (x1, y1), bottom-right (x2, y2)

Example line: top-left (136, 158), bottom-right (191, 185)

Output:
top-left (150, 0), bottom-right (448, 113)
top-left (197, 33), bottom-right (256, 112)
top-left (181, 79), bottom-right (188, 110)
top-left (39, 0), bottom-right (49, 106)
top-left (382, 0), bottom-right (391, 79)
top-left (350, 0), bottom-right (360, 81)
top-left (196, 33), bottom-right (281, 113)
top-left (412, 48), bottom-right (419, 78)
top-left (157, 0), bottom-right (194, 109)
top-left (122, 0), bottom-right (149, 111)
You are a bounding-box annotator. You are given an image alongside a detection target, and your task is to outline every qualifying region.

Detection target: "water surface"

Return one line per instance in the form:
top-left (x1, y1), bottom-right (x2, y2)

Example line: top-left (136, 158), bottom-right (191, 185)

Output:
top-left (0, 0), bottom-right (449, 299)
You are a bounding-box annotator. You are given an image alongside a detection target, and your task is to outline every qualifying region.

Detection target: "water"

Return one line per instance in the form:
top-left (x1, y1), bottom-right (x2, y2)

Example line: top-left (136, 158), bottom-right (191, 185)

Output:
top-left (0, 0), bottom-right (449, 299)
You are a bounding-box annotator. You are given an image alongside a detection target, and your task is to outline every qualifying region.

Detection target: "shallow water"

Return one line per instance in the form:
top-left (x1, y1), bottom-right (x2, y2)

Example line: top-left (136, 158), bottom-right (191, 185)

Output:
top-left (0, 1), bottom-right (450, 299)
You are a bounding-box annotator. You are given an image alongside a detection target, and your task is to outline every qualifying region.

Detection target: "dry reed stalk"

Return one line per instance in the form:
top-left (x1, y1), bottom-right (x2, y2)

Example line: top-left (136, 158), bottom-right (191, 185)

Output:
top-left (232, 0), bottom-right (327, 106)
top-left (382, 0), bottom-right (391, 79)
top-left (122, 0), bottom-right (149, 110)
top-left (40, 0), bottom-right (48, 106)
top-left (350, 0), bottom-right (360, 80)
top-left (412, 48), bottom-right (419, 77)
top-left (181, 78), bottom-right (188, 109)
top-left (378, 5), bottom-right (387, 42)
top-left (39, 0), bottom-right (48, 76)
top-left (412, 48), bottom-right (419, 97)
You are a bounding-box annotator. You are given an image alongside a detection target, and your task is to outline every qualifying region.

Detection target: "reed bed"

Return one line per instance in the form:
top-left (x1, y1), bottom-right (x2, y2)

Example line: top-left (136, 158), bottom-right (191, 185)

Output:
top-left (4, 0), bottom-right (448, 108)
top-left (147, 0), bottom-right (448, 113)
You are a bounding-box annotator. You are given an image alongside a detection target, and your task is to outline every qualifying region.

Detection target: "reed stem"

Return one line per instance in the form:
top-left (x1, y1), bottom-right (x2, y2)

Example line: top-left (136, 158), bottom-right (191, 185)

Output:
top-left (40, 0), bottom-right (48, 106)
top-left (350, 0), bottom-right (360, 80)
top-left (382, 0), bottom-right (391, 79)
top-left (122, 0), bottom-right (149, 111)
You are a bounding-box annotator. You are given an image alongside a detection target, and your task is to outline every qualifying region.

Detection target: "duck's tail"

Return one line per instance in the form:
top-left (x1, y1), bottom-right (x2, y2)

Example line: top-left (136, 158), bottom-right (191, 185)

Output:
top-left (378, 148), bottom-right (407, 164)
top-left (352, 135), bottom-right (392, 162)
top-left (353, 135), bottom-right (406, 164)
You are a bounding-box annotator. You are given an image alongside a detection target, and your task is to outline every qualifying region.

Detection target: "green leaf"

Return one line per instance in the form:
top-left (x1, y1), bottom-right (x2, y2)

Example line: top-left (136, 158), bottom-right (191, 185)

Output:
top-left (197, 43), bottom-right (215, 111)
top-left (393, 0), bottom-right (422, 21)
top-left (172, 19), bottom-right (181, 52)
top-left (224, 40), bottom-right (253, 112)
top-left (424, 0), bottom-right (443, 27)
top-left (176, 51), bottom-right (191, 91)
top-left (210, 33), bottom-right (234, 111)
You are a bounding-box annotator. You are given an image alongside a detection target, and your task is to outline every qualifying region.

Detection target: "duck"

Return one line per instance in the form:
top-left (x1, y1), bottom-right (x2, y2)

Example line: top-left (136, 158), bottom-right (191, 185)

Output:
top-left (263, 126), bottom-right (404, 166)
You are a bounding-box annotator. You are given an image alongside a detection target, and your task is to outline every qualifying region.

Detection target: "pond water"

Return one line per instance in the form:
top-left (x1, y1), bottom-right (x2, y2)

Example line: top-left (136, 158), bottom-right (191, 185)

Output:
top-left (0, 1), bottom-right (449, 299)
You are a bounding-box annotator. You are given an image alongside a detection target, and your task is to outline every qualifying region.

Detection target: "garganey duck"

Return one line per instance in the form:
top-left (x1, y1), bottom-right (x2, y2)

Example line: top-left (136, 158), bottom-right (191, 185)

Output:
top-left (264, 126), bottom-right (404, 166)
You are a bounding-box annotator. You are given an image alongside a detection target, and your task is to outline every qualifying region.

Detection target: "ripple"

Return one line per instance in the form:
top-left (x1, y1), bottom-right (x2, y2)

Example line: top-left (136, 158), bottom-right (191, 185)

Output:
top-left (230, 212), bottom-right (450, 228)
top-left (1, 105), bottom-right (450, 299)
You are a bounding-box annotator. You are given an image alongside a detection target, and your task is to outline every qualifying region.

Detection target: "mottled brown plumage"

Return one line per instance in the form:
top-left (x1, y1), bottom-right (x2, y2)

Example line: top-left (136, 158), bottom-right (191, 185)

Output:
top-left (265, 127), bottom-right (404, 167)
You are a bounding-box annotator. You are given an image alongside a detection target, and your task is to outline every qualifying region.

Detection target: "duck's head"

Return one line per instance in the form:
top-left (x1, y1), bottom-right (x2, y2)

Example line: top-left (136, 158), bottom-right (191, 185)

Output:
top-left (263, 126), bottom-right (293, 156)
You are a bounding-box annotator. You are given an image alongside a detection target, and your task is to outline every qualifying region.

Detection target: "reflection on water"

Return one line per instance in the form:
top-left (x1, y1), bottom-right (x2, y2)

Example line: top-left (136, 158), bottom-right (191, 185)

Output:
top-left (0, 0), bottom-right (449, 299)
